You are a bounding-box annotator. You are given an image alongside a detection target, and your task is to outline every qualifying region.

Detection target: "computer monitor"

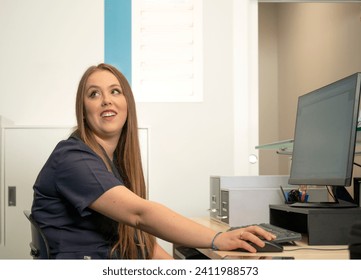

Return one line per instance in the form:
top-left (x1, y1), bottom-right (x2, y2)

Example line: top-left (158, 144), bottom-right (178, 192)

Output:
top-left (288, 73), bottom-right (361, 208)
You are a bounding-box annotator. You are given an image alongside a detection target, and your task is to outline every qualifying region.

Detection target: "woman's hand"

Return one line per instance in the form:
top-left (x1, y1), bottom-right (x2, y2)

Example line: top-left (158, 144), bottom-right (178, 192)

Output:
top-left (212, 226), bottom-right (276, 253)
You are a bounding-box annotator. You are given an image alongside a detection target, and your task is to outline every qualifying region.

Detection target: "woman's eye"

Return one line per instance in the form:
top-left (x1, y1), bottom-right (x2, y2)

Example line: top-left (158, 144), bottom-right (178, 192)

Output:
top-left (89, 90), bottom-right (100, 98)
top-left (112, 89), bottom-right (122, 95)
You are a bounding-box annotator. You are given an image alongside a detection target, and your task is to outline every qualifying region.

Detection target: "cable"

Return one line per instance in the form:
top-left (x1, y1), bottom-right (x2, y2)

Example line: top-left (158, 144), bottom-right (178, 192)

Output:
top-left (326, 186), bottom-right (336, 201)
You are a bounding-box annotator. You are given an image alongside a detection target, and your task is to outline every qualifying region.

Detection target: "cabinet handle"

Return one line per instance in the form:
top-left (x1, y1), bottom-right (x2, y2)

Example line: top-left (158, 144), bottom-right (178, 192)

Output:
top-left (216, 215), bottom-right (228, 220)
top-left (8, 186), bottom-right (16, 206)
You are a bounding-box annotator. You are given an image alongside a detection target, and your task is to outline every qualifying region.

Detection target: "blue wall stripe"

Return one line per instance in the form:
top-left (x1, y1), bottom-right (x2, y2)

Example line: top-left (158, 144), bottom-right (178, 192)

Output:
top-left (104, 0), bottom-right (132, 83)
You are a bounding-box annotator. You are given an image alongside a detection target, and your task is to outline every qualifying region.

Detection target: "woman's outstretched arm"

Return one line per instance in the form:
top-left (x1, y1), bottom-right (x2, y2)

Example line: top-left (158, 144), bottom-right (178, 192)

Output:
top-left (90, 185), bottom-right (275, 253)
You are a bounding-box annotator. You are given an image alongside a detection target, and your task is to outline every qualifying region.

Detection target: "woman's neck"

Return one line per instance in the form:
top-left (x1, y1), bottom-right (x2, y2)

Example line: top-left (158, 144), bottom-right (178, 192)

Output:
top-left (93, 135), bottom-right (119, 161)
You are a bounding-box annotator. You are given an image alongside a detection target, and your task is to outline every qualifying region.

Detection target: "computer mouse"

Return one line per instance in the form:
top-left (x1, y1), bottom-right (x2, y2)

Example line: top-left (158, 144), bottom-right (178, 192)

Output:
top-left (236, 240), bottom-right (284, 253)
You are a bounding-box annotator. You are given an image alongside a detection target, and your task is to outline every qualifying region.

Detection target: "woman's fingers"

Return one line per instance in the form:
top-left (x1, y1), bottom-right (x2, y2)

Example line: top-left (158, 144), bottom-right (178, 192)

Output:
top-left (214, 225), bottom-right (277, 252)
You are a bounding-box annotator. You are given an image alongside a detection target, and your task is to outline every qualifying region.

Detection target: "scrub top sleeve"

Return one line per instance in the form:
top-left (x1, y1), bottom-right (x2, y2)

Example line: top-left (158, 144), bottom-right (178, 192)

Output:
top-left (55, 145), bottom-right (124, 217)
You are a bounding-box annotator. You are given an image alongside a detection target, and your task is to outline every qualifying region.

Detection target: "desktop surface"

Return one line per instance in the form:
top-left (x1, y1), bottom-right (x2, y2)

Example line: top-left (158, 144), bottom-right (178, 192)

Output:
top-left (185, 217), bottom-right (349, 260)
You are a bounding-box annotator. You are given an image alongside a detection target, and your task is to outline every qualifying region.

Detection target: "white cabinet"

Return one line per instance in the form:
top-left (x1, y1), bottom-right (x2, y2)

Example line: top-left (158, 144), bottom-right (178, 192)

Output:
top-left (0, 127), bottom-right (72, 259)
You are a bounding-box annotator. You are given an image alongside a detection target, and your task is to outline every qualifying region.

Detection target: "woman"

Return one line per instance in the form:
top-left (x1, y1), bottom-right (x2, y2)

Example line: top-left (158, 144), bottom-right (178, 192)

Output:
top-left (31, 63), bottom-right (275, 259)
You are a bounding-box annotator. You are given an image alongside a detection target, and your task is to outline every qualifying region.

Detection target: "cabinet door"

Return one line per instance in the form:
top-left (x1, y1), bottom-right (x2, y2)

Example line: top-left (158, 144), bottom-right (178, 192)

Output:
top-left (0, 127), bottom-right (72, 259)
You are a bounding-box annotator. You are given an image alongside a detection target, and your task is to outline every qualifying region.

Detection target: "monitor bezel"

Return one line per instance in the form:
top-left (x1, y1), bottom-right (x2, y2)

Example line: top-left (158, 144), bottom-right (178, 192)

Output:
top-left (288, 72), bottom-right (361, 188)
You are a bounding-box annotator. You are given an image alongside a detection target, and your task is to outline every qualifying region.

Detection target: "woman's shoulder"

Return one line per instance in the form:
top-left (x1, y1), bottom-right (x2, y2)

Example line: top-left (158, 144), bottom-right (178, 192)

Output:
top-left (56, 135), bottom-right (91, 151)
top-left (53, 135), bottom-right (99, 161)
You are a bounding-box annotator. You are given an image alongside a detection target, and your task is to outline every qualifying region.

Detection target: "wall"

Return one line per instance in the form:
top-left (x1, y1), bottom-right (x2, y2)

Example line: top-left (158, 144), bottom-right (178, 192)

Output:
top-left (259, 2), bottom-right (361, 175)
top-left (0, 0), bottom-right (262, 254)
top-left (0, 0), bottom-right (231, 206)
top-left (137, 1), bottom-right (235, 216)
top-left (258, 3), bottom-right (280, 175)
top-left (0, 0), bottom-right (104, 126)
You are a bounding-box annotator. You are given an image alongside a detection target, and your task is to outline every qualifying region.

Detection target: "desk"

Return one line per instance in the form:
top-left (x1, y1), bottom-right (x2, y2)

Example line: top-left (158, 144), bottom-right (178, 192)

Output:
top-left (176, 217), bottom-right (349, 260)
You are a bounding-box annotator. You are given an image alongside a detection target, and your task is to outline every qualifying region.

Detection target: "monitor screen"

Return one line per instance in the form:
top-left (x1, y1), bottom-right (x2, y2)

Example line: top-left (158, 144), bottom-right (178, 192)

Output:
top-left (289, 73), bottom-right (361, 189)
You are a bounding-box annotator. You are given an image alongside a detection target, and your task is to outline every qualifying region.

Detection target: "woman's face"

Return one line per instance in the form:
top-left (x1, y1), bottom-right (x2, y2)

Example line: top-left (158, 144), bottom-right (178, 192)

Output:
top-left (84, 69), bottom-right (128, 141)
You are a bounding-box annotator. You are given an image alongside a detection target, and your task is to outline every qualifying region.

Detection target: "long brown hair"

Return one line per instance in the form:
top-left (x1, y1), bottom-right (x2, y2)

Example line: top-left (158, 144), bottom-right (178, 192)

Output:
top-left (75, 63), bottom-right (155, 259)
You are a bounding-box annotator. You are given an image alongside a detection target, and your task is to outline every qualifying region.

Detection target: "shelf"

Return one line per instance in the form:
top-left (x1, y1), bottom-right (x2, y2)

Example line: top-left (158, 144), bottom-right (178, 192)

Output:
top-left (255, 139), bottom-right (293, 155)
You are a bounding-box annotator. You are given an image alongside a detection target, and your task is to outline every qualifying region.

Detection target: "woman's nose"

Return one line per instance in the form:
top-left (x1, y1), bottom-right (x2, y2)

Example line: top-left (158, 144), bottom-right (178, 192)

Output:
top-left (101, 94), bottom-right (112, 106)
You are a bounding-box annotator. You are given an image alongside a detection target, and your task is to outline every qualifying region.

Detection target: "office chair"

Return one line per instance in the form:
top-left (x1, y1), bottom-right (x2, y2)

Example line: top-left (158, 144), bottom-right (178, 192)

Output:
top-left (23, 210), bottom-right (51, 259)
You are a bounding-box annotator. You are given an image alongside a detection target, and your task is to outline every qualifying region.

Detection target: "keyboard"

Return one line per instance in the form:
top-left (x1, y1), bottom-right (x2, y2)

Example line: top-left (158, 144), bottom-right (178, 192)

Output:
top-left (228, 223), bottom-right (302, 244)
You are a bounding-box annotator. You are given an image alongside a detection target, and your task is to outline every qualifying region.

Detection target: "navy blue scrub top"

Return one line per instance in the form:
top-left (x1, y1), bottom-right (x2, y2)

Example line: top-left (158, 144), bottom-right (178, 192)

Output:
top-left (31, 135), bottom-right (124, 259)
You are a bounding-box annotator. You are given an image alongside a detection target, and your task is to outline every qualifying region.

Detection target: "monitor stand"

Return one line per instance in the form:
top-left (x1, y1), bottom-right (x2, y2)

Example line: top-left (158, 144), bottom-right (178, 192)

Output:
top-left (289, 186), bottom-right (358, 209)
top-left (290, 200), bottom-right (358, 208)
top-left (269, 204), bottom-right (361, 245)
